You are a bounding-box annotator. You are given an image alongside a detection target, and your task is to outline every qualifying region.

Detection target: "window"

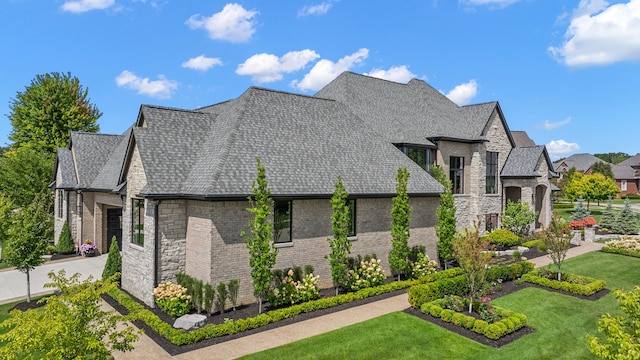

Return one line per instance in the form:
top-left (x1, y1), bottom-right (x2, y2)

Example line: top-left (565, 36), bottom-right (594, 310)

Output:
top-left (486, 151), bottom-right (498, 194)
top-left (398, 146), bottom-right (436, 171)
top-left (132, 198), bottom-right (145, 246)
top-left (621, 180), bottom-right (628, 191)
top-left (485, 213), bottom-right (498, 232)
top-left (57, 189), bottom-right (64, 218)
top-left (347, 199), bottom-right (356, 237)
top-left (274, 200), bottom-right (292, 243)
top-left (450, 156), bottom-right (464, 194)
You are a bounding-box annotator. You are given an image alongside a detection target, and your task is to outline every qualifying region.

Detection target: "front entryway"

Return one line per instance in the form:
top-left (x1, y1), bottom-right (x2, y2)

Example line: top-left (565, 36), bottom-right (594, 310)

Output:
top-left (107, 208), bottom-right (122, 251)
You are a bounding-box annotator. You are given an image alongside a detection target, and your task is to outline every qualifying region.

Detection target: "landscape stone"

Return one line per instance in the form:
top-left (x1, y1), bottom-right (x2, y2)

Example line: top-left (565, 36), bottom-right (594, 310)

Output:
top-left (173, 314), bottom-right (207, 330)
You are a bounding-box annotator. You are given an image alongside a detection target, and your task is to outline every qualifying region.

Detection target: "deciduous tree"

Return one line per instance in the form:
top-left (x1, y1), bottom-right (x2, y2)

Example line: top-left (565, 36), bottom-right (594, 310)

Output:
top-left (501, 200), bottom-right (537, 238)
top-left (389, 167), bottom-right (412, 280)
top-left (0, 147), bottom-right (54, 208)
top-left (431, 164), bottom-right (456, 266)
top-left (0, 270), bottom-right (140, 360)
top-left (591, 161), bottom-right (614, 179)
top-left (241, 158), bottom-right (278, 314)
top-left (542, 212), bottom-right (571, 281)
top-left (326, 176), bottom-right (352, 295)
top-left (452, 220), bottom-right (492, 313)
top-left (8, 72), bottom-right (101, 154)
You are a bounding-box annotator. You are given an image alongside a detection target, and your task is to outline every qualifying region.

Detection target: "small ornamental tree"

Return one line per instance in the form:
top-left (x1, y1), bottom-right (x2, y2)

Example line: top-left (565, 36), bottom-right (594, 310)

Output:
top-left (501, 200), bottom-right (537, 238)
top-left (56, 220), bottom-right (76, 254)
top-left (613, 197), bottom-right (639, 235)
top-left (102, 237), bottom-right (122, 281)
top-left (0, 270), bottom-right (139, 360)
top-left (599, 196), bottom-right (617, 231)
top-left (542, 212), bottom-right (571, 281)
top-left (241, 158), bottom-right (278, 314)
top-left (431, 164), bottom-right (456, 266)
top-left (452, 220), bottom-right (492, 313)
top-left (588, 286), bottom-right (640, 359)
top-left (389, 167), bottom-right (412, 280)
top-left (325, 176), bottom-right (352, 295)
top-left (5, 192), bottom-right (50, 302)
top-left (571, 196), bottom-right (591, 220)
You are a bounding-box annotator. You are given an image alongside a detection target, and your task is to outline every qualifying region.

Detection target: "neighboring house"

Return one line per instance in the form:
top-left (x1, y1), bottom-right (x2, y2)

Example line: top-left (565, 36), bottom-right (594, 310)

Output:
top-left (553, 153), bottom-right (639, 198)
top-left (52, 72), bottom-right (554, 307)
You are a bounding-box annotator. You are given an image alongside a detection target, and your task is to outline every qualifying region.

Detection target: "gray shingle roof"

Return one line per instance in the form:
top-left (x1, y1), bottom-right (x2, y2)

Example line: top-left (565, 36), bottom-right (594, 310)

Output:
top-left (553, 153), bottom-right (603, 172)
top-left (612, 164), bottom-right (636, 180)
top-left (314, 72), bottom-right (505, 145)
top-left (618, 153), bottom-right (640, 167)
top-left (511, 131), bottom-right (536, 147)
top-left (90, 128), bottom-right (132, 191)
top-left (137, 87), bottom-right (443, 197)
top-left (54, 148), bottom-right (78, 189)
top-left (69, 132), bottom-right (122, 189)
top-left (501, 146), bottom-right (547, 177)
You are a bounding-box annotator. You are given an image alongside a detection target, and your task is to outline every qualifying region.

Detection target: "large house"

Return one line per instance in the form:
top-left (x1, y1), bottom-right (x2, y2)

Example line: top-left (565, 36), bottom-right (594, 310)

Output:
top-left (52, 72), bottom-right (554, 307)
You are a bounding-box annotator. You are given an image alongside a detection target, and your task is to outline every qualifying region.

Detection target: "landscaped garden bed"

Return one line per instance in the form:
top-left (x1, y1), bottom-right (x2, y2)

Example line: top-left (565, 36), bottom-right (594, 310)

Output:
top-left (520, 268), bottom-right (606, 297)
top-left (600, 236), bottom-right (640, 258)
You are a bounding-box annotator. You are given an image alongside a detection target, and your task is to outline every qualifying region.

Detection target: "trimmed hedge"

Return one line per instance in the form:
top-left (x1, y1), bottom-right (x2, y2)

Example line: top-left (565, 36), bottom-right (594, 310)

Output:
top-left (408, 261), bottom-right (534, 308)
top-left (553, 203), bottom-right (574, 209)
top-left (421, 296), bottom-right (527, 340)
top-left (600, 246), bottom-right (640, 258)
top-left (483, 229), bottom-right (521, 247)
top-left (520, 270), bottom-right (606, 296)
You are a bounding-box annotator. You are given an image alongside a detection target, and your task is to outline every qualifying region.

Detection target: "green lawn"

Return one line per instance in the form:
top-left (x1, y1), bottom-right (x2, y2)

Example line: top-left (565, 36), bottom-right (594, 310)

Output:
top-left (240, 252), bottom-right (640, 360)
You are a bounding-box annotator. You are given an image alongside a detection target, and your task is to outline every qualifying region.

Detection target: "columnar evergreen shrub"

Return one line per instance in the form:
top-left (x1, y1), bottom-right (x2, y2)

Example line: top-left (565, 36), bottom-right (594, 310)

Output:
top-left (613, 197), bottom-right (639, 235)
top-left (102, 237), bottom-right (121, 281)
top-left (389, 167), bottom-right (412, 280)
top-left (431, 164), bottom-right (456, 265)
top-left (599, 196), bottom-right (617, 231)
top-left (56, 220), bottom-right (75, 254)
top-left (325, 176), bottom-right (352, 295)
top-left (203, 283), bottom-right (215, 315)
top-left (227, 279), bottom-right (239, 311)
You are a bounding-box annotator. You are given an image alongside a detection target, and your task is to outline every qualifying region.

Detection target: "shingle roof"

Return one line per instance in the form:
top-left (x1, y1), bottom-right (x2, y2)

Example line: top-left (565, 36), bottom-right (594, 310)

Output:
top-left (90, 128), bottom-right (132, 191)
top-left (69, 132), bottom-right (122, 189)
top-left (612, 164), bottom-right (636, 180)
top-left (618, 153), bottom-right (640, 167)
top-left (314, 72), bottom-right (506, 145)
top-left (501, 146), bottom-right (547, 177)
top-left (54, 148), bottom-right (78, 189)
top-left (553, 153), bottom-right (604, 172)
top-left (137, 87), bottom-right (443, 197)
top-left (511, 131), bottom-right (536, 147)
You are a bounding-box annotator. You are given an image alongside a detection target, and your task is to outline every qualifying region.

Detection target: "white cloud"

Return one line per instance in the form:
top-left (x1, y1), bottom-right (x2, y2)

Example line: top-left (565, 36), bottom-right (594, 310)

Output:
top-left (549, 0), bottom-right (640, 66)
top-left (181, 55), bottom-right (223, 72)
top-left (298, 2), bottom-right (333, 17)
top-left (445, 80), bottom-right (478, 105)
top-left (364, 66), bottom-right (416, 83)
top-left (115, 70), bottom-right (178, 99)
top-left (292, 48), bottom-right (369, 92)
top-left (186, 3), bottom-right (258, 43)
top-left (459, 0), bottom-right (521, 9)
top-left (61, 0), bottom-right (115, 13)
top-left (542, 117), bottom-right (572, 130)
top-left (236, 50), bottom-right (320, 83)
top-left (546, 139), bottom-right (581, 160)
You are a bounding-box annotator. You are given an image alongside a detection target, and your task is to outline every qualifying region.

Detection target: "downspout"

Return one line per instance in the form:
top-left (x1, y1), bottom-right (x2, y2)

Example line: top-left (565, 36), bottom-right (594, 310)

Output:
top-left (154, 200), bottom-right (161, 289)
top-left (77, 190), bottom-right (83, 255)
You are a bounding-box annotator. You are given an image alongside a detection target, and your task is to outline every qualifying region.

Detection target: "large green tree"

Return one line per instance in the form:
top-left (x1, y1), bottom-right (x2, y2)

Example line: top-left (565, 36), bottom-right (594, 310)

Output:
top-left (241, 158), bottom-right (278, 314)
top-left (0, 147), bottom-right (54, 208)
top-left (589, 286), bottom-right (640, 359)
top-left (8, 72), bottom-right (101, 154)
top-left (0, 193), bottom-right (13, 261)
top-left (594, 152), bottom-right (631, 165)
top-left (591, 162), bottom-right (614, 179)
top-left (564, 173), bottom-right (619, 207)
top-left (4, 192), bottom-right (52, 302)
top-left (0, 270), bottom-right (140, 359)
top-left (431, 164), bottom-right (456, 266)
top-left (389, 167), bottom-right (412, 280)
top-left (326, 176), bottom-right (352, 295)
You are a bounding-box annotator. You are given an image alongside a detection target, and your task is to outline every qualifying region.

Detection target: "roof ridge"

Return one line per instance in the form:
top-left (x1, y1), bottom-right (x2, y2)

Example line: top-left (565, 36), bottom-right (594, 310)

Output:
top-left (141, 104), bottom-right (209, 114)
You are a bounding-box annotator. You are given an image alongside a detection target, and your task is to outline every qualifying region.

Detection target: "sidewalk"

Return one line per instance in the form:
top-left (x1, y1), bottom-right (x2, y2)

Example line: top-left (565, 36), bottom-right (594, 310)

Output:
top-left (113, 241), bottom-right (606, 360)
top-left (0, 255), bottom-right (107, 305)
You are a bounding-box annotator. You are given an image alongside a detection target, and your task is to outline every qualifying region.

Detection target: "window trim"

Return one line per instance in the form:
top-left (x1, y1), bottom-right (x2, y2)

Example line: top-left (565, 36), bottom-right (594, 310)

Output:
top-left (621, 180), bottom-right (628, 191)
top-left (57, 189), bottom-right (64, 218)
top-left (274, 200), bottom-right (292, 244)
top-left (450, 156), bottom-right (465, 194)
top-left (132, 198), bottom-right (145, 246)
top-left (347, 199), bottom-right (356, 237)
top-left (486, 151), bottom-right (499, 194)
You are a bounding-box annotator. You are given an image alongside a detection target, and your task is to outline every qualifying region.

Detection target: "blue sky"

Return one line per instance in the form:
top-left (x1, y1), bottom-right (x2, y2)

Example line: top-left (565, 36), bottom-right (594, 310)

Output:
top-left (1, 0), bottom-right (640, 160)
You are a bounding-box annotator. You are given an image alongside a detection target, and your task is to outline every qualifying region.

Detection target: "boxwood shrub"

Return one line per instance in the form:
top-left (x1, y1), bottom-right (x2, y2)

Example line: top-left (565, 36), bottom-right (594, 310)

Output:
top-left (600, 246), bottom-right (640, 258)
top-left (521, 270), bottom-right (606, 296)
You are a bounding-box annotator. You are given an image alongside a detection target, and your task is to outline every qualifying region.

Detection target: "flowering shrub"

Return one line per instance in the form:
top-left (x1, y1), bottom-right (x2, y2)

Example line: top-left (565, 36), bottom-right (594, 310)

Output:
top-left (569, 219), bottom-right (584, 229)
top-left (346, 258), bottom-right (386, 291)
top-left (80, 240), bottom-right (97, 256)
top-left (477, 297), bottom-right (499, 323)
top-left (153, 281), bottom-right (191, 317)
top-left (268, 269), bottom-right (320, 307)
top-left (582, 217), bottom-right (597, 226)
top-left (410, 253), bottom-right (438, 279)
top-left (604, 237), bottom-right (640, 251)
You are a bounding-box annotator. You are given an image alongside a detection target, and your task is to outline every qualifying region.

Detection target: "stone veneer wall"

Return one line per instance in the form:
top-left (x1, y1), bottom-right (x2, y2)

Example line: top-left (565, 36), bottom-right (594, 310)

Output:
top-left (152, 196), bottom-right (439, 307)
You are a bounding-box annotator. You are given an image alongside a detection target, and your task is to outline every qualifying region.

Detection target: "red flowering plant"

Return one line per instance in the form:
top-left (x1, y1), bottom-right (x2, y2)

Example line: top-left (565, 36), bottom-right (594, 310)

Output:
top-left (582, 217), bottom-right (597, 227)
top-left (569, 219), bottom-right (584, 229)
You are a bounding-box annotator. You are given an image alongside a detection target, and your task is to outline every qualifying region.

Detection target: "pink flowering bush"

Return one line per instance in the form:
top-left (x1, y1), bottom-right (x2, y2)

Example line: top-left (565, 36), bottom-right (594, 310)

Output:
top-left (80, 239), bottom-right (97, 256)
top-left (153, 281), bottom-right (191, 317)
top-left (410, 253), bottom-right (438, 279)
top-left (346, 258), bottom-right (386, 291)
top-left (268, 269), bottom-right (320, 307)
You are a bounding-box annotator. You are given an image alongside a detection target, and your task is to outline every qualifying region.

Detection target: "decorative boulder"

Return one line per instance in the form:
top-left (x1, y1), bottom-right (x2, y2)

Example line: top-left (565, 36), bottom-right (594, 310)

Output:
top-left (173, 314), bottom-right (207, 330)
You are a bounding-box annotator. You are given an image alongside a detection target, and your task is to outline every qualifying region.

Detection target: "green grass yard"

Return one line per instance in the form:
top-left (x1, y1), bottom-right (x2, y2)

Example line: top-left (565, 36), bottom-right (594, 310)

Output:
top-left (240, 252), bottom-right (640, 360)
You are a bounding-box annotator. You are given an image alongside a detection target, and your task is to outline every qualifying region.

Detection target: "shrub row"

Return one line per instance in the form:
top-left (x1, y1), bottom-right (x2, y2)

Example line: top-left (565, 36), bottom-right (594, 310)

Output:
top-left (600, 246), bottom-right (640, 258)
top-left (408, 262), bottom-right (534, 308)
top-left (108, 278), bottom-right (418, 346)
top-left (553, 203), bottom-right (574, 209)
top-left (421, 297), bottom-right (528, 340)
top-left (520, 270), bottom-right (606, 296)
top-left (521, 239), bottom-right (547, 252)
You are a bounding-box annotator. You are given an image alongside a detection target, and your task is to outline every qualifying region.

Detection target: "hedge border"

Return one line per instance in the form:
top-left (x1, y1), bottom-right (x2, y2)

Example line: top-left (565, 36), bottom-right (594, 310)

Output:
top-left (520, 270), bottom-right (606, 296)
top-left (420, 296), bottom-right (528, 340)
top-left (600, 247), bottom-right (640, 258)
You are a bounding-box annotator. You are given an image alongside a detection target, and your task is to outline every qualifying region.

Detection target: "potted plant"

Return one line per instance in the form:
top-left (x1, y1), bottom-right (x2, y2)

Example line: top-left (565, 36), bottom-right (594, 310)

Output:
top-left (80, 239), bottom-right (97, 257)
